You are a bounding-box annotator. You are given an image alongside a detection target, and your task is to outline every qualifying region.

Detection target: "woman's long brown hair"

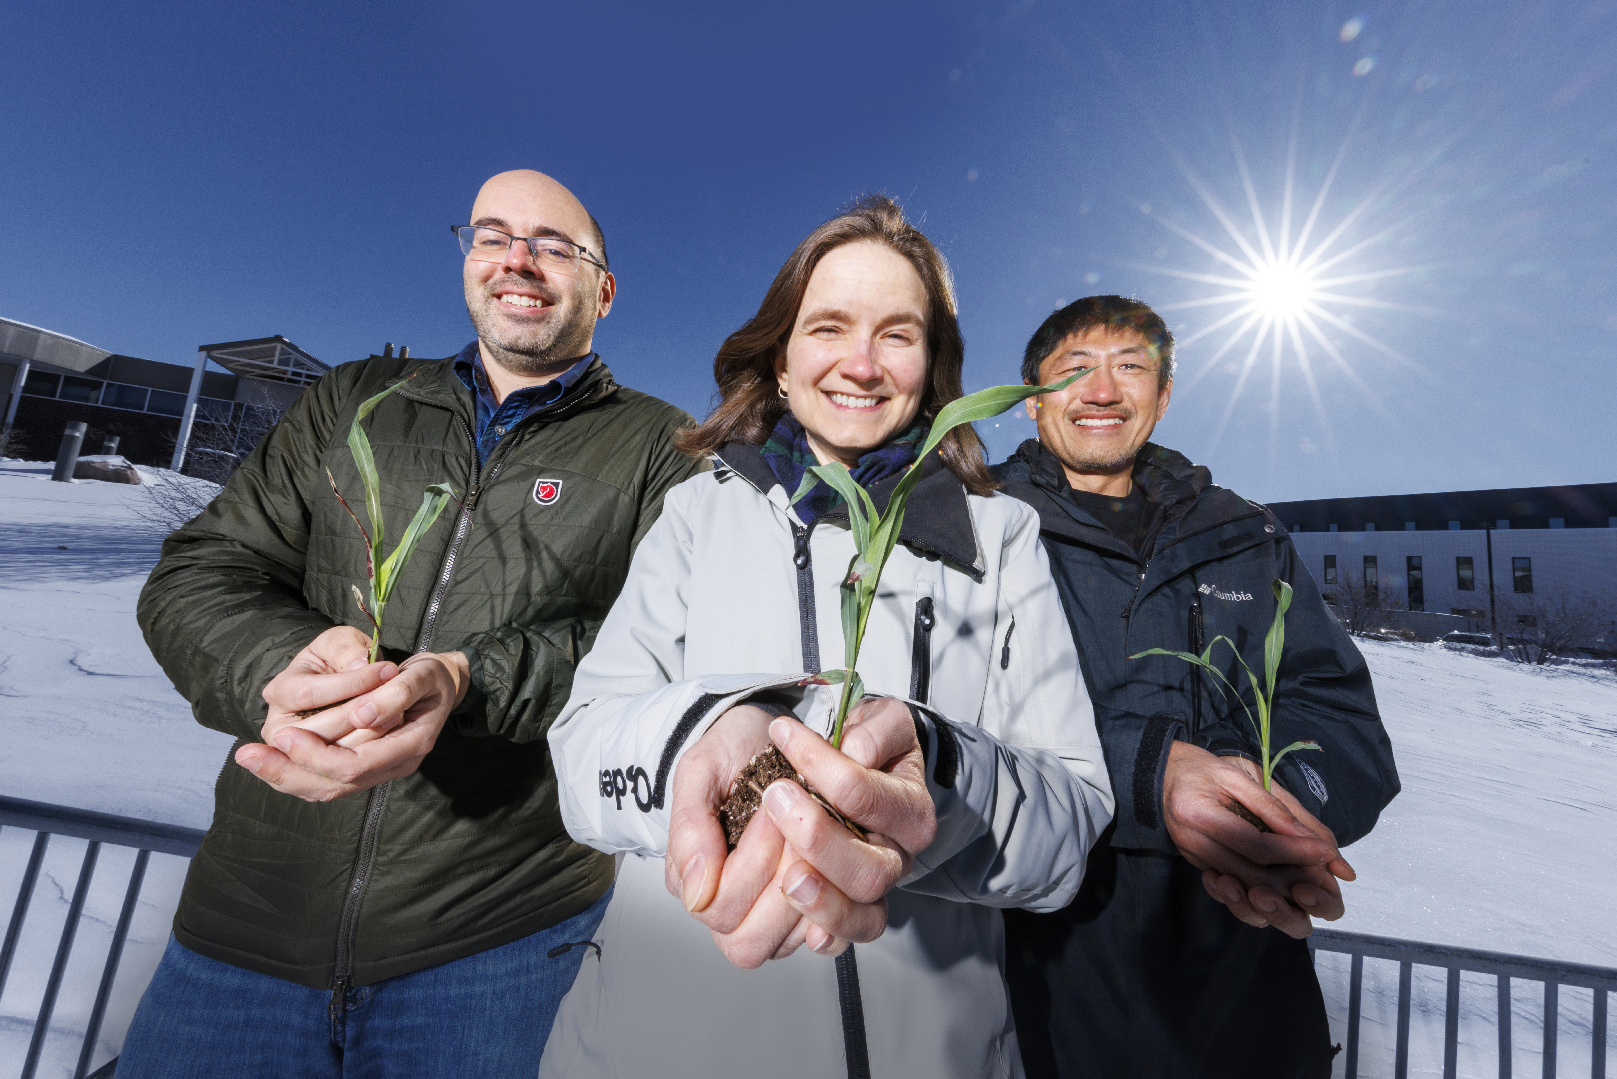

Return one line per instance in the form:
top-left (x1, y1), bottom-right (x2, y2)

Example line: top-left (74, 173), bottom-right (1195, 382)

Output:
top-left (673, 194), bottom-right (995, 496)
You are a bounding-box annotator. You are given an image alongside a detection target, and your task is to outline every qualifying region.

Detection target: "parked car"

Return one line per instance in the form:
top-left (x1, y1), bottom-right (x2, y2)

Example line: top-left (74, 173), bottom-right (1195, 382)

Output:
top-left (1441, 630), bottom-right (1494, 646)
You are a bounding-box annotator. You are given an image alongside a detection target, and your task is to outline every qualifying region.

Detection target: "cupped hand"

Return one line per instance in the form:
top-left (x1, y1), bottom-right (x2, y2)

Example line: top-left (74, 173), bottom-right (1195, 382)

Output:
top-left (665, 696), bottom-right (933, 967)
top-left (1163, 742), bottom-right (1354, 938)
top-left (261, 625), bottom-right (400, 747)
top-left (237, 649), bottom-right (469, 802)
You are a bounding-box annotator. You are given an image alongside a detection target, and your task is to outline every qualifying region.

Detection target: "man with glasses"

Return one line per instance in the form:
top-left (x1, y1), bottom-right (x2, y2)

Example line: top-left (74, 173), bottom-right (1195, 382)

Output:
top-left (125, 170), bottom-right (705, 1077)
top-left (991, 296), bottom-right (1398, 1079)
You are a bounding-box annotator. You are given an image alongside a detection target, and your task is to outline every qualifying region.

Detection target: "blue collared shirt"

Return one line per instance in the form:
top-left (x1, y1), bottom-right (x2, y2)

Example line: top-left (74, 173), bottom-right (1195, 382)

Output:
top-left (451, 341), bottom-right (594, 467)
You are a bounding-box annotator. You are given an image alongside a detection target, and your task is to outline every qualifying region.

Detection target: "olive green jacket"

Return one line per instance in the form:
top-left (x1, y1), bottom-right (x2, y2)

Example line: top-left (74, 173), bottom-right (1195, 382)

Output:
top-left (138, 353), bottom-right (705, 989)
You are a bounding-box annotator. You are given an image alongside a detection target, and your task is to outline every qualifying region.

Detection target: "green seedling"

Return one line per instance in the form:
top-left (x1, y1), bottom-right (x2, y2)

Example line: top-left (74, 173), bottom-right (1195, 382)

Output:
top-left (326, 376), bottom-right (457, 663)
top-left (793, 369), bottom-right (1088, 749)
top-left (1131, 578), bottom-right (1320, 792)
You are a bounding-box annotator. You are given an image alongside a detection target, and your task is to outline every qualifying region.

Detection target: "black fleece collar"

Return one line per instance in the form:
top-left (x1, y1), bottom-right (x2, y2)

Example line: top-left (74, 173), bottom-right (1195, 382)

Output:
top-left (996, 438), bottom-right (1261, 557)
top-left (715, 441), bottom-right (985, 582)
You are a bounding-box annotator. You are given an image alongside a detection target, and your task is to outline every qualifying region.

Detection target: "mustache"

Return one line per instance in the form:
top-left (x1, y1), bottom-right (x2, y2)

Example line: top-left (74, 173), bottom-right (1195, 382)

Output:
top-left (485, 275), bottom-right (562, 306)
top-left (1064, 407), bottom-right (1136, 421)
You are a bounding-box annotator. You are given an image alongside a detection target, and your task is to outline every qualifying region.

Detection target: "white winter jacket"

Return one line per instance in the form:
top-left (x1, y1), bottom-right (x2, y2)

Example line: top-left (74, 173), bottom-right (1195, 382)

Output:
top-left (541, 444), bottom-right (1114, 1079)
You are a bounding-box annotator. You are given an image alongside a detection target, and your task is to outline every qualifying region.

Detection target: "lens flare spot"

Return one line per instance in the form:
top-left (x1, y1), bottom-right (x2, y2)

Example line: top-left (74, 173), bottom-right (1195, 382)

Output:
top-left (1339, 16), bottom-right (1364, 42)
top-left (1354, 55), bottom-right (1377, 76)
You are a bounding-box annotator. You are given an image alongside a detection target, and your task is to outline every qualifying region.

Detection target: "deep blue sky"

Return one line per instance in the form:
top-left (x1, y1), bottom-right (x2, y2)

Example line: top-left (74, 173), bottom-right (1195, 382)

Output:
top-left (3, 1), bottom-right (1612, 501)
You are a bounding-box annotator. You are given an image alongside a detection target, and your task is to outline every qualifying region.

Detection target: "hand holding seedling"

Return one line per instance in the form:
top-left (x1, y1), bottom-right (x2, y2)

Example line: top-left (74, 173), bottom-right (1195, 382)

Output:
top-left (238, 642), bottom-right (470, 802)
top-left (261, 625), bottom-right (402, 748)
top-left (1162, 742), bottom-right (1353, 938)
top-left (666, 697), bottom-right (931, 968)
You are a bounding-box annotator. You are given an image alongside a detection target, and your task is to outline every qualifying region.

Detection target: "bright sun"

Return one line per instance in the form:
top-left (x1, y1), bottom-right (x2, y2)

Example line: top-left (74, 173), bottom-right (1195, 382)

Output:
top-left (1128, 128), bottom-right (1430, 465)
top-left (1246, 259), bottom-right (1319, 318)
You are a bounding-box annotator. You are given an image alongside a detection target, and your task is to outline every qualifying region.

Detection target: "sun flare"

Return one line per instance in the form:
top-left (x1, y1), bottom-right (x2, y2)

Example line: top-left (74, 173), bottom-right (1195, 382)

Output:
top-left (1127, 123), bottom-right (1435, 467)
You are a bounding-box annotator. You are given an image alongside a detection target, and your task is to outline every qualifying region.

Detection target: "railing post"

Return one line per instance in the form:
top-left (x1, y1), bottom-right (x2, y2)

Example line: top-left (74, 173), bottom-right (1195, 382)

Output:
top-left (1501, 975), bottom-right (1514, 1079)
top-left (0, 830), bottom-right (51, 998)
top-left (1346, 952), bottom-right (1364, 1079)
top-left (1592, 987), bottom-right (1606, 1079)
top-left (1542, 981), bottom-right (1557, 1079)
top-left (22, 840), bottom-right (100, 1079)
top-left (1396, 960), bottom-right (1413, 1079)
top-left (74, 848), bottom-right (150, 1079)
top-left (1445, 966), bottom-right (1461, 1079)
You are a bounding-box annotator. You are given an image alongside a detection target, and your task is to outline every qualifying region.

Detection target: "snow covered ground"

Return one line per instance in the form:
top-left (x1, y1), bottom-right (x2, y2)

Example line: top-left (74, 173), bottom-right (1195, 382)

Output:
top-left (0, 461), bottom-right (231, 1077)
top-left (1, 459), bottom-right (1614, 1076)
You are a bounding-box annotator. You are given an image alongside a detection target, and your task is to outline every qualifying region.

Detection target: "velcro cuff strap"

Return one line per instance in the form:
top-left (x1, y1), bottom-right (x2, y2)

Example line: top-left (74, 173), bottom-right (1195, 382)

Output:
top-left (1132, 714), bottom-right (1183, 830)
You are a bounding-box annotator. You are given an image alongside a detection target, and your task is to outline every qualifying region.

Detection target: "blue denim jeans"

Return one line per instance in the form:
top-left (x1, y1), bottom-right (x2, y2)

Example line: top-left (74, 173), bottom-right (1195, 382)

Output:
top-left (117, 888), bottom-right (610, 1079)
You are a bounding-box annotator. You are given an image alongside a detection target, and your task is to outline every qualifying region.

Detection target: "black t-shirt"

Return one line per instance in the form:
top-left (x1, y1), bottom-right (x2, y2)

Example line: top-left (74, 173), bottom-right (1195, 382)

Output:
top-left (1065, 483), bottom-right (1165, 558)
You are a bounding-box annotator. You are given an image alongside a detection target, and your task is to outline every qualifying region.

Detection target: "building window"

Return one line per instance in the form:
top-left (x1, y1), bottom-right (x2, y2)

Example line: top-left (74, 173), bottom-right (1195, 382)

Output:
top-left (1323, 555), bottom-right (1337, 584)
top-left (195, 398), bottom-right (235, 424)
top-left (1457, 556), bottom-right (1474, 591)
top-left (1448, 521), bottom-right (1461, 530)
top-left (1549, 518), bottom-right (1565, 529)
top-left (1365, 523), bottom-right (1376, 532)
top-left (57, 376), bottom-right (103, 404)
top-left (1405, 522), bottom-right (1416, 531)
top-left (22, 371), bottom-right (61, 397)
top-left (1364, 555), bottom-right (1378, 597)
top-left (145, 389), bottom-right (187, 417)
top-left (102, 383), bottom-right (150, 410)
top-left (1329, 523), bottom-right (1338, 533)
top-left (1496, 519), bottom-right (1511, 530)
top-left (1512, 557), bottom-right (1533, 593)
top-left (1407, 556), bottom-right (1424, 611)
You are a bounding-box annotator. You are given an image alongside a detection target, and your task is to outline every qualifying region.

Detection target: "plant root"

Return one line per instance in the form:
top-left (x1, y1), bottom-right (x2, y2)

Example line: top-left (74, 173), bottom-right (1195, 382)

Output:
top-left (719, 744), bottom-right (868, 852)
top-left (292, 696), bottom-right (355, 721)
top-left (1227, 800), bottom-right (1274, 833)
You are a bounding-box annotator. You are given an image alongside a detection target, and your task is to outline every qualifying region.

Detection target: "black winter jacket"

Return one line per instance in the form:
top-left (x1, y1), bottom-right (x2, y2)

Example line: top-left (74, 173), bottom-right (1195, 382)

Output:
top-left (992, 439), bottom-right (1399, 1079)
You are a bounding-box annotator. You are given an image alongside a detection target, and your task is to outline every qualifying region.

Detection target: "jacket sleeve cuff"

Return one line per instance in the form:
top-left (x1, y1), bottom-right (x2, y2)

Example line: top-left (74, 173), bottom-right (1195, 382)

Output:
top-left (899, 703), bottom-right (1112, 909)
top-left (1101, 713), bottom-right (1186, 853)
top-left (548, 673), bottom-right (811, 857)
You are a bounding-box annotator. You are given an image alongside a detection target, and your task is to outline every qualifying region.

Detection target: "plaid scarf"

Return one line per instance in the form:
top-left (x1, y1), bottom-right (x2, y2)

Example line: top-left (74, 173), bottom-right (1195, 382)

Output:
top-left (761, 413), bottom-right (929, 526)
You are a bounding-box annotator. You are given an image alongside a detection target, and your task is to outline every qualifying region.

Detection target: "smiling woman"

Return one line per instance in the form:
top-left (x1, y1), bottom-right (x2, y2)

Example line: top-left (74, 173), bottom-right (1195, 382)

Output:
top-left (539, 194), bottom-right (1112, 1079)
top-left (673, 194), bottom-right (994, 495)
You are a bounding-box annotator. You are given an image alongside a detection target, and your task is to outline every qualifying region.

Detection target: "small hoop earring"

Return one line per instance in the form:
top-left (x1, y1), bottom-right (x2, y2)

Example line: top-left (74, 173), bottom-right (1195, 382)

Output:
top-left (777, 385), bottom-right (789, 400)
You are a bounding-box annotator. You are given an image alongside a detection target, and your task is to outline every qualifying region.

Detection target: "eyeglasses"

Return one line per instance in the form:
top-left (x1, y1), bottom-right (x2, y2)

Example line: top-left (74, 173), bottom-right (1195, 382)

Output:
top-left (452, 226), bottom-right (606, 275)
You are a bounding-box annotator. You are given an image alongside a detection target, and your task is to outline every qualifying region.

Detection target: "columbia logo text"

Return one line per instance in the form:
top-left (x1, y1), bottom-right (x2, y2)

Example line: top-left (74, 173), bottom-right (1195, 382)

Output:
top-left (600, 765), bottom-right (653, 812)
top-left (1198, 583), bottom-right (1253, 601)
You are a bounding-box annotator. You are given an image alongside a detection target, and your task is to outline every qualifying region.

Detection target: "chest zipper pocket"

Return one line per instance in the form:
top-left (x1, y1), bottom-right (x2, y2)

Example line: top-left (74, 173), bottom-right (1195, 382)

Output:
top-left (1189, 592), bottom-right (1205, 733)
top-left (909, 595), bottom-right (935, 704)
top-left (1000, 617), bottom-right (1016, 670)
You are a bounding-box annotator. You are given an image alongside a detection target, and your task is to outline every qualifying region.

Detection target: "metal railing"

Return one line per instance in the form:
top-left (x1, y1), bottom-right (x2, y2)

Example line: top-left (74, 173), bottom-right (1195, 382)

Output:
top-left (5, 797), bottom-right (1615, 1079)
top-left (0, 795), bottom-right (204, 1079)
top-left (1310, 927), bottom-right (1616, 1079)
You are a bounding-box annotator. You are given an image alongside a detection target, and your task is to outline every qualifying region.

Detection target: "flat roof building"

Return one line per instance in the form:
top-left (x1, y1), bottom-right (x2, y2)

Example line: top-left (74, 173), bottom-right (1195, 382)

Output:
top-left (1, 317), bottom-right (326, 471)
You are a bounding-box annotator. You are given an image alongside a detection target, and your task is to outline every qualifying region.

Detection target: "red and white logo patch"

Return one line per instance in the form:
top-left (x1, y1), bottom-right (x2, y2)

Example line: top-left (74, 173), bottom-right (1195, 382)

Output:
top-left (532, 479), bottom-right (563, 506)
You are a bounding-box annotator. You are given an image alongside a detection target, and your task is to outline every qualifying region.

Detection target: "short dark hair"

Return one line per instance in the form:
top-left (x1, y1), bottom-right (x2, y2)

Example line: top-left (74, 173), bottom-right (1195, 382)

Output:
top-left (1021, 295), bottom-right (1174, 388)
top-left (586, 210), bottom-right (608, 271)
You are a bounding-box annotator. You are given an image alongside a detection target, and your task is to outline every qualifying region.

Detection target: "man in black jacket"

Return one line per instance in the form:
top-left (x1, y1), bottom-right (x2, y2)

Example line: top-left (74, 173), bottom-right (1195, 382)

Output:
top-left (994, 296), bottom-right (1399, 1079)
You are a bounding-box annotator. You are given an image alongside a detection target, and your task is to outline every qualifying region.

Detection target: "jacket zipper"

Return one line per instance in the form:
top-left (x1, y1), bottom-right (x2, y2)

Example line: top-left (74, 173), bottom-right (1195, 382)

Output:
top-left (1189, 591), bottom-right (1205, 733)
top-left (909, 596), bottom-right (936, 701)
top-left (329, 409), bottom-right (490, 1024)
top-left (325, 377), bottom-right (608, 1018)
top-left (792, 524), bottom-right (821, 674)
